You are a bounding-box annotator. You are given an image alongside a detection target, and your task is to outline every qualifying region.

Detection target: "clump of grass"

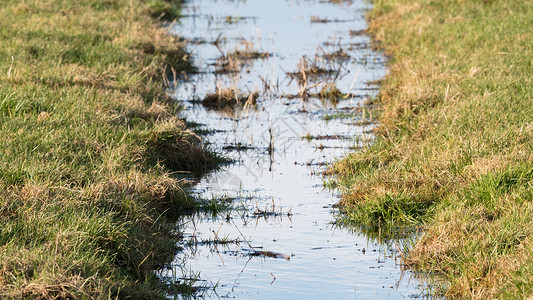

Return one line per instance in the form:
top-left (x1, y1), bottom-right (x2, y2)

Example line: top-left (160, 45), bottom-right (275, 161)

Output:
top-left (337, 194), bottom-right (434, 227)
top-left (180, 195), bottom-right (236, 218)
top-left (314, 83), bottom-right (351, 104)
top-left (335, 0), bottom-right (533, 298)
top-left (202, 88), bottom-right (258, 109)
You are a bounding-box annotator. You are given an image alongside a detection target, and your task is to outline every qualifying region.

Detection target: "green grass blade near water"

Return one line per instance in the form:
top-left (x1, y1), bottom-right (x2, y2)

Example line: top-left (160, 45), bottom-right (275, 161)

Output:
top-left (335, 0), bottom-right (532, 298)
top-left (0, 0), bottom-right (217, 298)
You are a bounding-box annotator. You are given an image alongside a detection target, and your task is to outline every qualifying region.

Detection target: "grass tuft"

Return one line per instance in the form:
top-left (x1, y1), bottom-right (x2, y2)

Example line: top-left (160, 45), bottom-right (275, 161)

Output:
top-left (202, 88), bottom-right (259, 109)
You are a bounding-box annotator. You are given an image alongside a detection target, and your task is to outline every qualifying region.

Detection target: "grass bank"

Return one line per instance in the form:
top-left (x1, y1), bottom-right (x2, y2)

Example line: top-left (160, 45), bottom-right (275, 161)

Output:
top-left (0, 0), bottom-right (216, 298)
top-left (334, 0), bottom-right (532, 297)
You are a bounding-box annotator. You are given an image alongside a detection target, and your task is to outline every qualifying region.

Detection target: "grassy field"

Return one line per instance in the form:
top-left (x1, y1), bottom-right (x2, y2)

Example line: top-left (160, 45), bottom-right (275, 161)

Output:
top-left (335, 0), bottom-right (532, 298)
top-left (0, 0), bottom-right (217, 298)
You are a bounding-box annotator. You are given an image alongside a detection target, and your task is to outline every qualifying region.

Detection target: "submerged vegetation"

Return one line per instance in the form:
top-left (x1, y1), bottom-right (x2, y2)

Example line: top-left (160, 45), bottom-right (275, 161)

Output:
top-left (335, 0), bottom-right (532, 297)
top-left (0, 0), bottom-right (219, 297)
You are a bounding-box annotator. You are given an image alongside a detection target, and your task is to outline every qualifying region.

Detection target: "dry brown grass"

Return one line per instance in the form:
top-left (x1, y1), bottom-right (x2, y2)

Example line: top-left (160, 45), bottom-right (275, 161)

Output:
top-left (202, 87), bottom-right (259, 109)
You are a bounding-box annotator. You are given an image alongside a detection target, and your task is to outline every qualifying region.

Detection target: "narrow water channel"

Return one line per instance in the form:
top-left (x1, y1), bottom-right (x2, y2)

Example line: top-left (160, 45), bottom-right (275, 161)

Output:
top-left (164, 0), bottom-right (425, 298)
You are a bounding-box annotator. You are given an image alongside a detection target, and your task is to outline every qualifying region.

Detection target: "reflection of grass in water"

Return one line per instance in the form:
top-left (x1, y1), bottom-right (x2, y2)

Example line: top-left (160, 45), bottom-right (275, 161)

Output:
top-left (176, 195), bottom-right (293, 291)
top-left (180, 192), bottom-right (293, 221)
top-left (178, 195), bottom-right (243, 219)
top-left (223, 142), bottom-right (254, 152)
top-left (184, 120), bottom-right (214, 136)
top-left (332, 216), bottom-right (446, 298)
top-left (310, 15), bottom-right (354, 23)
top-left (161, 267), bottom-right (217, 299)
top-left (333, 213), bottom-right (421, 247)
top-left (197, 196), bottom-right (236, 216)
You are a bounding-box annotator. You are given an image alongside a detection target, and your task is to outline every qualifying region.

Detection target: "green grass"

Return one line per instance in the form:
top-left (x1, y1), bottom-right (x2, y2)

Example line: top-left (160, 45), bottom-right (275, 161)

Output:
top-left (335, 0), bottom-right (532, 298)
top-left (0, 0), bottom-right (219, 298)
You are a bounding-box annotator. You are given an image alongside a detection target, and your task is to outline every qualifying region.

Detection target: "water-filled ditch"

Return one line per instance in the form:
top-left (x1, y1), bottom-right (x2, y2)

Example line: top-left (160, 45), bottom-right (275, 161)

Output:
top-left (163, 0), bottom-right (426, 298)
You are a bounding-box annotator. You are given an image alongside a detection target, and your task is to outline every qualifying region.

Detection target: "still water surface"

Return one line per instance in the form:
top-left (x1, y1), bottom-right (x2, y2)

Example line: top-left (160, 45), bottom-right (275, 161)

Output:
top-left (165, 0), bottom-right (425, 298)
